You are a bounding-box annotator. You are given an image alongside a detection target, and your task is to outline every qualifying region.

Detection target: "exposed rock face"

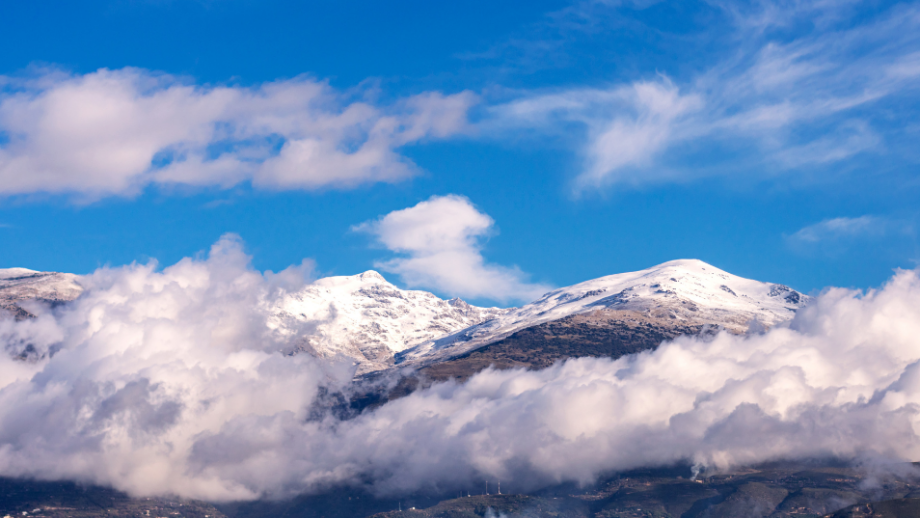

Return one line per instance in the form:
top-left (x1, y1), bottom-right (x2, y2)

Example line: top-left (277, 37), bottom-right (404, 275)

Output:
top-left (412, 309), bottom-right (720, 384)
top-left (0, 268), bottom-right (84, 319)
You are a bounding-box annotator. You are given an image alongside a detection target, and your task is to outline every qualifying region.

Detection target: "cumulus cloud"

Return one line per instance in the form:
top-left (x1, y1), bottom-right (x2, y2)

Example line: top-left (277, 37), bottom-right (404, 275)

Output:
top-left (0, 68), bottom-right (476, 199)
top-left (4, 237), bottom-right (920, 501)
top-left (0, 235), bottom-right (342, 500)
top-left (354, 195), bottom-right (551, 304)
top-left (489, 1), bottom-right (920, 190)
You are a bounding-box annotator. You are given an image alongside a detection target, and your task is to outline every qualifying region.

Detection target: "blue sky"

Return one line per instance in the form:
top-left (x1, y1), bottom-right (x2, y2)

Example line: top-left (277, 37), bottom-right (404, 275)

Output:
top-left (1, 0), bottom-right (919, 305)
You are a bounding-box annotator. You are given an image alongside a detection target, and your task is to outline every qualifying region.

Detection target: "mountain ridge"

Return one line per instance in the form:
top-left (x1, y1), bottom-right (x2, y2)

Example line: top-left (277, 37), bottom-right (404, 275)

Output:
top-left (268, 270), bottom-right (511, 374)
top-left (1, 260), bottom-right (808, 376)
top-left (0, 268), bottom-right (84, 319)
top-left (396, 259), bottom-right (808, 367)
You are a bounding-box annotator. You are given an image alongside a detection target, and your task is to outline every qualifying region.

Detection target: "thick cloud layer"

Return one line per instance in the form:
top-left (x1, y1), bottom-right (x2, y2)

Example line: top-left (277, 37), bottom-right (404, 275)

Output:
top-left (3, 238), bottom-right (920, 501)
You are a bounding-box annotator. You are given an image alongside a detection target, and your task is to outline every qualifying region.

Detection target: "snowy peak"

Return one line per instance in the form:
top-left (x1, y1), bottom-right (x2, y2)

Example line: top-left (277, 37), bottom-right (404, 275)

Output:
top-left (530, 259), bottom-right (805, 320)
top-left (272, 271), bottom-right (511, 374)
top-left (399, 259), bottom-right (809, 364)
top-left (308, 270), bottom-right (390, 290)
top-left (357, 270), bottom-right (387, 282)
top-left (0, 268), bottom-right (43, 280)
top-left (0, 268), bottom-right (84, 319)
top-left (2, 262), bottom-right (808, 377)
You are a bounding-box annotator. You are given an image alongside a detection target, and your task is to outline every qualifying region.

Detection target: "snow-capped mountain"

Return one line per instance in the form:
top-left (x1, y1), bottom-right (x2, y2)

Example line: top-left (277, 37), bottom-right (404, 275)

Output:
top-left (0, 268), bottom-right (84, 319)
top-left (2, 262), bottom-right (808, 377)
top-left (271, 271), bottom-right (510, 374)
top-left (397, 259), bottom-right (808, 365)
top-left (0, 267), bottom-right (507, 374)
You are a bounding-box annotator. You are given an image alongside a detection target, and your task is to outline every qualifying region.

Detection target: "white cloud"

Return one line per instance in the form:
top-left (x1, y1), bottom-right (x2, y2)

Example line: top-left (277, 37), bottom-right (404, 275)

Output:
top-left (788, 215), bottom-right (888, 243)
top-left (354, 195), bottom-right (550, 304)
top-left (5, 241), bottom-right (920, 500)
top-left (0, 68), bottom-right (476, 199)
top-left (581, 81), bottom-right (702, 189)
top-left (774, 122), bottom-right (881, 167)
top-left (493, 81), bottom-right (702, 191)
top-left (0, 235), bottom-right (341, 500)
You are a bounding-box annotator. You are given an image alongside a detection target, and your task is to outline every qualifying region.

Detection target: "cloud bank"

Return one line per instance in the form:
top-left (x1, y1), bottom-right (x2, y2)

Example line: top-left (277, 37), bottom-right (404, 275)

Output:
top-left (3, 237), bottom-right (920, 501)
top-left (0, 68), bottom-right (475, 199)
top-left (355, 195), bottom-right (551, 304)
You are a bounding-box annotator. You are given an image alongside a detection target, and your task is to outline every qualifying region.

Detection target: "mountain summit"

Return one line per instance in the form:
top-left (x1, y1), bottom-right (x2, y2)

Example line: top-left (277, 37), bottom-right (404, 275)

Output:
top-left (271, 270), bottom-right (509, 374)
top-left (0, 268), bottom-right (83, 319)
top-left (397, 259), bottom-right (808, 366)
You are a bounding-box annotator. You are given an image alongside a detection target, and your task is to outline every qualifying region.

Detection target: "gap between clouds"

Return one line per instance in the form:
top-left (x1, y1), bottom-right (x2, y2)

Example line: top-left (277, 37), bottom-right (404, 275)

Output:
top-left (353, 194), bottom-right (551, 304)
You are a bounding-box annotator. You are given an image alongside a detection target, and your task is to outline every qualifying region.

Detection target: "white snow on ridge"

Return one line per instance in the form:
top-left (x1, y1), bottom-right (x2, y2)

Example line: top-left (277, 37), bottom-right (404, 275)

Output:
top-left (0, 265), bottom-right (507, 374)
top-left (2, 261), bottom-right (808, 377)
top-left (0, 268), bottom-right (84, 316)
top-left (0, 268), bottom-right (42, 280)
top-left (272, 271), bottom-right (511, 374)
top-left (398, 259), bottom-right (809, 364)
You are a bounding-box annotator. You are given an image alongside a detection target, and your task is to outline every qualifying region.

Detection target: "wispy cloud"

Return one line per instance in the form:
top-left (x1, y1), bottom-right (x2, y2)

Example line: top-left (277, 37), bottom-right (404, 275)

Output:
top-left (493, 80), bottom-right (702, 190)
top-left (786, 214), bottom-right (918, 259)
top-left (3, 2), bottom-right (918, 201)
top-left (788, 215), bottom-right (889, 244)
top-left (354, 195), bottom-right (550, 304)
top-left (488, 1), bottom-right (920, 191)
top-left (0, 69), bottom-right (476, 200)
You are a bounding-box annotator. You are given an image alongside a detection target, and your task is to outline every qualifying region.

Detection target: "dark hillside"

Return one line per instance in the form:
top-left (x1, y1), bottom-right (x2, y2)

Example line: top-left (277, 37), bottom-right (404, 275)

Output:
top-left (416, 311), bottom-right (712, 383)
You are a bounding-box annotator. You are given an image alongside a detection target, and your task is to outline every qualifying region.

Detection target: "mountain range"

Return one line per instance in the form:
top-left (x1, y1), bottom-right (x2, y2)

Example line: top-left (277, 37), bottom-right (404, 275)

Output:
top-left (0, 260), bottom-right (808, 378)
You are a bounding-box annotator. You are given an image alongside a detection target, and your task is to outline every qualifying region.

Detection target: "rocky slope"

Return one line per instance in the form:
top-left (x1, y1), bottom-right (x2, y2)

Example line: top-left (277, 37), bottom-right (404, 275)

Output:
top-left (397, 259), bottom-right (808, 367)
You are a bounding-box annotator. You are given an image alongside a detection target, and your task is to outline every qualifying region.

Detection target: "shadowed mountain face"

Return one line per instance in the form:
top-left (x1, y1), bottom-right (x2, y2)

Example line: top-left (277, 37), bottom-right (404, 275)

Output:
top-left (830, 498), bottom-right (920, 517)
top-left (0, 477), bottom-right (225, 518)
top-left (4, 462), bottom-right (920, 518)
top-left (414, 309), bottom-right (719, 384)
top-left (344, 309), bottom-right (724, 411)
